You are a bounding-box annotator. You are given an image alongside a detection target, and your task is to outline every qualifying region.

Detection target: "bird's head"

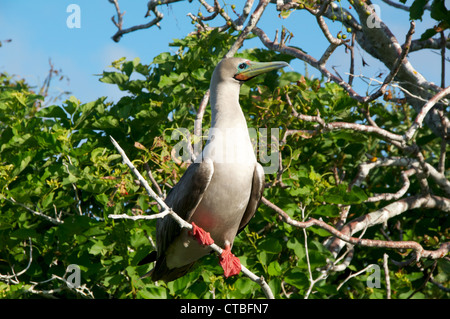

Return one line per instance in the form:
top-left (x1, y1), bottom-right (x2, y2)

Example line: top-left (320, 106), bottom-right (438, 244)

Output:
top-left (213, 57), bottom-right (289, 84)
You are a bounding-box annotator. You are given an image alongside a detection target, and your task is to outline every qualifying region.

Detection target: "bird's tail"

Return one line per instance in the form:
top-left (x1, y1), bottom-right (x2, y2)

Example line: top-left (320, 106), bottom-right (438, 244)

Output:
top-left (138, 250), bottom-right (196, 282)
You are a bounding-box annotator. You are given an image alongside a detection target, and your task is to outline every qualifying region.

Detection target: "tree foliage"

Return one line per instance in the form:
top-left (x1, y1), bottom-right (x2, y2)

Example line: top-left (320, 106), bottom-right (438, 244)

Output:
top-left (1, 1), bottom-right (449, 299)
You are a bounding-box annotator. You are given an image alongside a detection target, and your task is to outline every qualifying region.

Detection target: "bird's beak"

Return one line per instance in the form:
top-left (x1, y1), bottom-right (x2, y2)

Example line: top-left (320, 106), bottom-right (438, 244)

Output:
top-left (234, 61), bottom-right (289, 81)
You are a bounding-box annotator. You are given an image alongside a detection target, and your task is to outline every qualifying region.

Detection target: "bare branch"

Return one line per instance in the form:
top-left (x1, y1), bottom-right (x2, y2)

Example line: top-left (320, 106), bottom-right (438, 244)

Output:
top-left (404, 86), bottom-right (450, 141)
top-left (366, 21), bottom-right (415, 103)
top-left (253, 26), bottom-right (365, 102)
top-left (364, 169), bottom-right (413, 203)
top-left (0, 238), bottom-right (33, 284)
top-left (381, 0), bottom-right (431, 12)
top-left (409, 36), bottom-right (450, 52)
top-left (261, 196), bottom-right (450, 263)
top-left (384, 253), bottom-right (391, 299)
top-left (326, 195), bottom-right (450, 259)
top-left (440, 31), bottom-right (446, 88)
top-left (288, 95), bottom-right (406, 144)
top-left (109, 0), bottom-right (185, 42)
top-left (4, 197), bottom-right (63, 225)
top-left (337, 264), bottom-right (374, 291)
top-left (193, 89), bottom-right (210, 160)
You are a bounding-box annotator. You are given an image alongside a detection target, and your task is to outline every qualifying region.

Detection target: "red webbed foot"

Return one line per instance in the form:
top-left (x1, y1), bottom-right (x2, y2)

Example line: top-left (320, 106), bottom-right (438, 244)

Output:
top-left (219, 244), bottom-right (241, 278)
top-left (189, 222), bottom-right (214, 246)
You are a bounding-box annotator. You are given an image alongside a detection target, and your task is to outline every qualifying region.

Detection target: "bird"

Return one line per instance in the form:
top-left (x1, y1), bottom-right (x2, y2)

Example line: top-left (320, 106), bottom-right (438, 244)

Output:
top-left (145, 57), bottom-right (289, 282)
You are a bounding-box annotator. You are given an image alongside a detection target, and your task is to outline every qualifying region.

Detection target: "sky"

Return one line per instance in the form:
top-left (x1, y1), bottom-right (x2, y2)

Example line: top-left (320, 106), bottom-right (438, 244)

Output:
top-left (0, 0), bottom-right (447, 105)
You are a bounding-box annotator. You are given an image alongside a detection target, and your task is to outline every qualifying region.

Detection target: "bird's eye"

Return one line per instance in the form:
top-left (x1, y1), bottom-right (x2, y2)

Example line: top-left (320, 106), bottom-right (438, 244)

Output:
top-left (238, 63), bottom-right (248, 70)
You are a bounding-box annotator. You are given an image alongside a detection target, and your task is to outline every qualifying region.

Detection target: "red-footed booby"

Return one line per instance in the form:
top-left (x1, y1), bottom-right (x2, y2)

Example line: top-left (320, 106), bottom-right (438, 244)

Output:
top-left (148, 58), bottom-right (288, 282)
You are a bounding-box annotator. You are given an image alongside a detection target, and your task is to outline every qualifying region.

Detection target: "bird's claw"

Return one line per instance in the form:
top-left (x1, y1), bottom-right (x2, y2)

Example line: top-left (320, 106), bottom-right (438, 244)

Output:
top-left (189, 222), bottom-right (214, 246)
top-left (219, 245), bottom-right (241, 278)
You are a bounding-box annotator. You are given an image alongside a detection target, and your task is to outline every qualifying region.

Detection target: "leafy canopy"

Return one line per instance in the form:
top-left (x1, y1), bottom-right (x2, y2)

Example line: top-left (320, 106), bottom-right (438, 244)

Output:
top-left (0, 30), bottom-right (448, 299)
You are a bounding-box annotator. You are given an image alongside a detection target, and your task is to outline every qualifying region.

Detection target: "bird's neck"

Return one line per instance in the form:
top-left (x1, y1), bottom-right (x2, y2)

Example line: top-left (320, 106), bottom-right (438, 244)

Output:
top-left (206, 80), bottom-right (256, 164)
top-left (210, 81), bottom-right (247, 129)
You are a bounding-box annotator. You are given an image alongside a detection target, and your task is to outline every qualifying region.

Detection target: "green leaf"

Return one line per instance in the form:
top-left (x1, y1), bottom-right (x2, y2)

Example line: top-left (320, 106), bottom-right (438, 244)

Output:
top-left (419, 27), bottom-right (438, 40)
top-left (234, 277), bottom-right (255, 295)
top-left (308, 226), bottom-right (332, 237)
top-left (287, 237), bottom-right (305, 260)
top-left (89, 240), bottom-right (105, 255)
top-left (11, 151), bottom-right (35, 177)
top-left (311, 204), bottom-right (339, 217)
top-left (410, 0), bottom-right (430, 20)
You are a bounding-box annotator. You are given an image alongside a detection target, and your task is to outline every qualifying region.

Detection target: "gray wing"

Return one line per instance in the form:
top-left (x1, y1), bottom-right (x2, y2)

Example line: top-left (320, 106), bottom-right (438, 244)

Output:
top-left (156, 158), bottom-right (214, 259)
top-left (237, 163), bottom-right (265, 233)
top-left (148, 158), bottom-right (214, 281)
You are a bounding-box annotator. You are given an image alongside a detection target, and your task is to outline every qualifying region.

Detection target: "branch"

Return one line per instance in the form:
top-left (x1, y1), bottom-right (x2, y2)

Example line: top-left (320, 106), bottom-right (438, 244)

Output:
top-left (225, 0), bottom-right (270, 58)
top-left (261, 196), bottom-right (450, 263)
top-left (108, 136), bottom-right (274, 299)
top-left (336, 263), bottom-right (374, 291)
top-left (28, 267), bottom-right (95, 298)
top-left (381, 0), bottom-right (431, 12)
top-left (364, 169), bottom-right (413, 203)
top-left (193, 89), bottom-right (210, 161)
top-left (253, 26), bottom-right (366, 102)
top-left (384, 253), bottom-right (391, 299)
top-left (286, 92), bottom-right (406, 145)
top-left (409, 36), bottom-right (450, 52)
top-left (325, 195), bottom-right (450, 259)
top-left (351, 156), bottom-right (450, 197)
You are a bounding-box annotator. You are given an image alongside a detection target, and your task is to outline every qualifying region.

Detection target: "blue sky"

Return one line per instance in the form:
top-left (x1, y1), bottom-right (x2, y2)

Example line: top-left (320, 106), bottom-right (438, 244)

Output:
top-left (0, 1), bottom-right (445, 104)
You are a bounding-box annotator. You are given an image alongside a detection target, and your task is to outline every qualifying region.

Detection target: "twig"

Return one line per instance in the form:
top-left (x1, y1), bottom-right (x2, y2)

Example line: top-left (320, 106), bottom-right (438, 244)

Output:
top-left (193, 89), bottom-right (210, 161)
top-left (28, 267), bottom-right (95, 298)
top-left (348, 32), bottom-right (356, 86)
top-left (252, 26), bottom-right (367, 103)
top-left (287, 91), bottom-right (406, 145)
top-left (441, 31), bottom-right (446, 88)
top-left (0, 238), bottom-right (33, 284)
top-left (108, 136), bottom-right (275, 299)
top-left (109, 0), bottom-right (181, 42)
top-left (225, 0), bottom-right (270, 58)
top-left (404, 86), bottom-right (450, 141)
top-left (144, 162), bottom-right (163, 198)
top-left (301, 204), bottom-right (313, 299)
top-left (383, 253), bottom-right (391, 299)
top-left (109, 0), bottom-right (124, 30)
top-left (336, 264), bottom-right (374, 291)
top-left (364, 169), bottom-right (413, 203)
top-left (4, 197), bottom-right (63, 225)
